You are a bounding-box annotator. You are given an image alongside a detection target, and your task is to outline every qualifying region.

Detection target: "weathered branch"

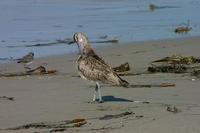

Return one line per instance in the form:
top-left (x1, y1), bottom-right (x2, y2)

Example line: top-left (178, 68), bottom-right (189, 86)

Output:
top-left (0, 66), bottom-right (57, 77)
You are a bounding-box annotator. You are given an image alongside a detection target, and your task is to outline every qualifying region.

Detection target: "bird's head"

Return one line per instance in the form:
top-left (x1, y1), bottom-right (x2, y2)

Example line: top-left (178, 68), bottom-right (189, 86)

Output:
top-left (73, 32), bottom-right (88, 45)
top-left (29, 52), bottom-right (34, 57)
top-left (73, 32), bottom-right (90, 55)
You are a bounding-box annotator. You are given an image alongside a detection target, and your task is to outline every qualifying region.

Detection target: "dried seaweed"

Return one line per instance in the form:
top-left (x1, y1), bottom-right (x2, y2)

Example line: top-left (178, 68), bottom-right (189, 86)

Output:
top-left (148, 64), bottom-right (187, 73)
top-left (0, 96), bottom-right (14, 101)
top-left (191, 69), bottom-right (200, 78)
top-left (99, 111), bottom-right (134, 120)
top-left (5, 118), bottom-right (86, 131)
top-left (148, 55), bottom-right (200, 73)
top-left (0, 66), bottom-right (57, 77)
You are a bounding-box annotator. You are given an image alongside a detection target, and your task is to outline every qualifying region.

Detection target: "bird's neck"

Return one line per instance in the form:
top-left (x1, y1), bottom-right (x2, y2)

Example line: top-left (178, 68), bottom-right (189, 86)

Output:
top-left (79, 43), bottom-right (95, 56)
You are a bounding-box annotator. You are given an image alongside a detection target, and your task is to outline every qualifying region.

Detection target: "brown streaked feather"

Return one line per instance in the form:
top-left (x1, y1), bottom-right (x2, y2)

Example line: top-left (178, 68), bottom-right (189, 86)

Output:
top-left (74, 32), bottom-right (129, 87)
top-left (77, 54), bottom-right (128, 86)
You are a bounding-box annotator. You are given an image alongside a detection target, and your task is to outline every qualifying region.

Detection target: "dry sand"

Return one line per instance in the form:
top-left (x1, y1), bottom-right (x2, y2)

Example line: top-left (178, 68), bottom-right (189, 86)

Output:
top-left (0, 37), bottom-right (200, 133)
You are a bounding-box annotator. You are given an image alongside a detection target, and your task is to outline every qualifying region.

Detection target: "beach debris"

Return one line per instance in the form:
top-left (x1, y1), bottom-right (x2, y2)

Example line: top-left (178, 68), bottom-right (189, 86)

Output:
top-left (149, 3), bottom-right (180, 12)
top-left (0, 66), bottom-right (57, 77)
top-left (113, 62), bottom-right (130, 73)
top-left (129, 83), bottom-right (175, 88)
top-left (5, 118), bottom-right (87, 131)
top-left (148, 64), bottom-right (187, 73)
top-left (151, 55), bottom-right (199, 65)
top-left (148, 55), bottom-right (200, 73)
top-left (192, 69), bottom-right (200, 78)
top-left (174, 20), bottom-right (192, 34)
top-left (149, 4), bottom-right (157, 11)
top-left (73, 120), bottom-right (87, 127)
top-left (167, 106), bottom-right (182, 113)
top-left (97, 105), bottom-right (130, 111)
top-left (0, 96), bottom-right (15, 101)
top-left (99, 111), bottom-right (134, 120)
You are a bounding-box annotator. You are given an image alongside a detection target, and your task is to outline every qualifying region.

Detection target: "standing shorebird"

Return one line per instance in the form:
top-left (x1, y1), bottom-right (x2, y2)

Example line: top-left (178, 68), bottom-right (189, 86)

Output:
top-left (17, 52), bottom-right (34, 71)
top-left (73, 32), bottom-right (129, 103)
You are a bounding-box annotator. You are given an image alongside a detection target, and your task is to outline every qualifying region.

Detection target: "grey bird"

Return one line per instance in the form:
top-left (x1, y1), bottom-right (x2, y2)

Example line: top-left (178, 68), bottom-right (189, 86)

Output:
top-left (73, 32), bottom-right (129, 103)
top-left (17, 52), bottom-right (34, 70)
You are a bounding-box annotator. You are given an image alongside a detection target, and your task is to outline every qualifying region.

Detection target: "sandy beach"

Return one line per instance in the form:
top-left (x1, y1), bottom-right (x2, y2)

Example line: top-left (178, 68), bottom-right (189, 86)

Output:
top-left (0, 36), bottom-right (200, 133)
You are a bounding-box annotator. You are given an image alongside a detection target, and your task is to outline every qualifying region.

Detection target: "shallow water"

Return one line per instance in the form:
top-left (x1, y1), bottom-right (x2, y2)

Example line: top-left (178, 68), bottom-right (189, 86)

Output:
top-left (0, 0), bottom-right (200, 61)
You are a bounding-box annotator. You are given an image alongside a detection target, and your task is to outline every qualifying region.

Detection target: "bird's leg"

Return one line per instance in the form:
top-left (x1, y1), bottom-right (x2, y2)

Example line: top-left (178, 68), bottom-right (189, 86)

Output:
top-left (96, 82), bottom-right (103, 103)
top-left (24, 62), bottom-right (32, 71)
top-left (92, 83), bottom-right (98, 102)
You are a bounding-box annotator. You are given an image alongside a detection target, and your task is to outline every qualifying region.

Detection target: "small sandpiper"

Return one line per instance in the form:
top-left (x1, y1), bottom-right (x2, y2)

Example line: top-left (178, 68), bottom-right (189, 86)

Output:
top-left (73, 32), bottom-right (129, 103)
top-left (17, 52), bottom-right (34, 71)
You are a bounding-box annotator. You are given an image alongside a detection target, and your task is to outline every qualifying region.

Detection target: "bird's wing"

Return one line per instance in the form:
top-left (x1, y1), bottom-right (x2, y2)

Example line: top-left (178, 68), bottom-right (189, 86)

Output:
top-left (18, 54), bottom-right (33, 63)
top-left (77, 55), bottom-right (121, 85)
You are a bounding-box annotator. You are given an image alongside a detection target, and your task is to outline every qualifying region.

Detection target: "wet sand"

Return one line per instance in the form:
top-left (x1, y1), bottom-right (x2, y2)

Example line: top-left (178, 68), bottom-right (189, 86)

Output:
top-left (0, 36), bottom-right (200, 133)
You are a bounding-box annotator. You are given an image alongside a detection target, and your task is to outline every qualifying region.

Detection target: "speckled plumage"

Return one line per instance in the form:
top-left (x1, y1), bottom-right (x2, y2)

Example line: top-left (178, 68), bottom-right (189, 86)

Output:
top-left (17, 52), bottom-right (34, 63)
top-left (73, 32), bottom-right (129, 102)
top-left (17, 52), bottom-right (34, 70)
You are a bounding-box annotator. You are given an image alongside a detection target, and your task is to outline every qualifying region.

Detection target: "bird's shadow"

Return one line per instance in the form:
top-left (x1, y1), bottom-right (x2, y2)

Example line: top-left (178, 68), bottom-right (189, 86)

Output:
top-left (102, 95), bottom-right (133, 102)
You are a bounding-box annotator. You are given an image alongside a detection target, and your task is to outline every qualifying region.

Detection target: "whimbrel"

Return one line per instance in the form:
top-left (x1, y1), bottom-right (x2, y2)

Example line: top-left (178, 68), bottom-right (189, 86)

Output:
top-left (17, 52), bottom-right (34, 71)
top-left (73, 32), bottom-right (129, 103)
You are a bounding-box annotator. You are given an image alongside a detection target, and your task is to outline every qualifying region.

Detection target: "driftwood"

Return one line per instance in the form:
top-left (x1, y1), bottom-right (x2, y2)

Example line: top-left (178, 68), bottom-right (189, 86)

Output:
top-left (0, 96), bottom-right (14, 101)
top-left (113, 62), bottom-right (130, 73)
top-left (5, 118), bottom-right (86, 131)
top-left (0, 66), bottom-right (57, 77)
top-left (99, 111), bottom-right (134, 120)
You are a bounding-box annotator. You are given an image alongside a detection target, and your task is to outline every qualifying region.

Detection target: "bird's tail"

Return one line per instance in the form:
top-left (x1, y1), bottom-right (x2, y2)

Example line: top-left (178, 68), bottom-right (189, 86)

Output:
top-left (118, 76), bottom-right (130, 88)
